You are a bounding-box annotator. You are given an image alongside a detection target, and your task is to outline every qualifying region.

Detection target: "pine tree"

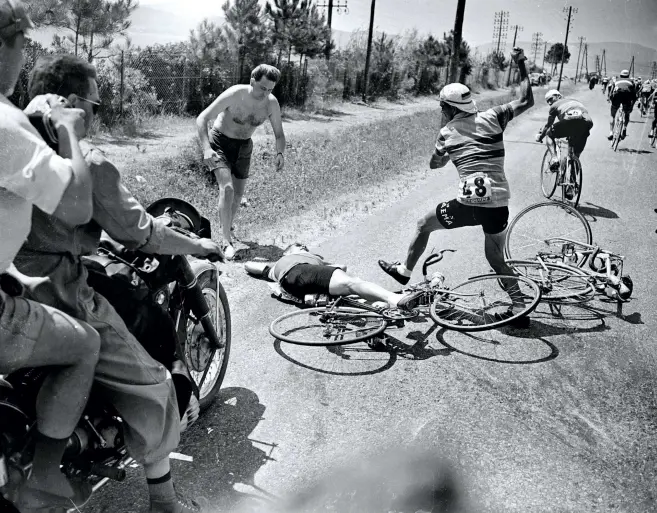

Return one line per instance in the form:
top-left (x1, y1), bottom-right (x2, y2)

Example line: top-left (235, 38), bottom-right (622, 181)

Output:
top-left (289, 3), bottom-right (330, 65)
top-left (38, 0), bottom-right (136, 61)
top-left (265, 0), bottom-right (308, 67)
top-left (222, 0), bottom-right (273, 82)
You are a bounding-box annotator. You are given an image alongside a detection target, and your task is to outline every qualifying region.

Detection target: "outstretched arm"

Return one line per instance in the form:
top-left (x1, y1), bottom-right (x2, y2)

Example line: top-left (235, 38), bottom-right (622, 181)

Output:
top-left (245, 261), bottom-right (273, 277)
top-left (508, 47), bottom-right (535, 118)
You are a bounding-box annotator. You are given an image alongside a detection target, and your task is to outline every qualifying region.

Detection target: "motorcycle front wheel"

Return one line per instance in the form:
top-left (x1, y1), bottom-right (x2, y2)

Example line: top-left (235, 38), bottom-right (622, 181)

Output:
top-left (185, 270), bottom-right (231, 411)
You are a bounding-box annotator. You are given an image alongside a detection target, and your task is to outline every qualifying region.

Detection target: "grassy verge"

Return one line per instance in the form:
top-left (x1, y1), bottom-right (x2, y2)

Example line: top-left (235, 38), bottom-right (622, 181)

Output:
top-left (120, 90), bottom-right (518, 246)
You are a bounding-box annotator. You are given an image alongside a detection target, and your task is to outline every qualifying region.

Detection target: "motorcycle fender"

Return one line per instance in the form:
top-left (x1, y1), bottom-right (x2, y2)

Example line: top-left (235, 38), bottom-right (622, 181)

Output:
top-left (187, 258), bottom-right (219, 284)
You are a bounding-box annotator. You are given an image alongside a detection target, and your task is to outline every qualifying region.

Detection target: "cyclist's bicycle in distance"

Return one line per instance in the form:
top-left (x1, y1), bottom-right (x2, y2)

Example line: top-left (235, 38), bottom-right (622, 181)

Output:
top-left (610, 108), bottom-right (627, 152)
top-left (269, 250), bottom-right (542, 345)
top-left (539, 135), bottom-right (583, 207)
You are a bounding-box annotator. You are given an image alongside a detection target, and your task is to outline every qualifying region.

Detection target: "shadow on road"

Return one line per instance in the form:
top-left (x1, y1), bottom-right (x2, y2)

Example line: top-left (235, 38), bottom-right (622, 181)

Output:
top-left (176, 387), bottom-right (279, 511)
top-left (273, 339), bottom-right (397, 376)
top-left (617, 148), bottom-right (653, 154)
top-left (234, 240), bottom-right (286, 262)
top-left (577, 201), bottom-right (620, 220)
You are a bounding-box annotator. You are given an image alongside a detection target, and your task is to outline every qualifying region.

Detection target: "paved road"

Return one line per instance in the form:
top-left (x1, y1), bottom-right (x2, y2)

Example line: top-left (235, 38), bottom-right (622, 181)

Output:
top-left (88, 85), bottom-right (657, 513)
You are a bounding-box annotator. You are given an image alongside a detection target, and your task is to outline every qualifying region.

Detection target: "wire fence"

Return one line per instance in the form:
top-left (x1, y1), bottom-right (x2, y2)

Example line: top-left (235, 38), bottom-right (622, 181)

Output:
top-left (10, 44), bottom-right (571, 129)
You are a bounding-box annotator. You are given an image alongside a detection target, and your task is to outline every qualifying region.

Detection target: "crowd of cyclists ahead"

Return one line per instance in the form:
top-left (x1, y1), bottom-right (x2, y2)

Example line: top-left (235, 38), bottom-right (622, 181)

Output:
top-left (599, 71), bottom-right (657, 140)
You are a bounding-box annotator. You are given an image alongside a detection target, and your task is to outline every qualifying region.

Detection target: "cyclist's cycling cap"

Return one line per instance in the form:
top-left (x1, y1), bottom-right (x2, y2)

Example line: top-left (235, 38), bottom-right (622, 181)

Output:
top-left (545, 89), bottom-right (562, 102)
top-left (0, 0), bottom-right (33, 41)
top-left (620, 69), bottom-right (630, 78)
top-left (440, 83), bottom-right (477, 114)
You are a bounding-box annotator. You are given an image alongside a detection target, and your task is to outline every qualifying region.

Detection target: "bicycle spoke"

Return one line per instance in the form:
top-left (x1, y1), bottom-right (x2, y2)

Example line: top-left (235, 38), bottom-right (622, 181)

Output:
top-left (270, 307), bottom-right (387, 346)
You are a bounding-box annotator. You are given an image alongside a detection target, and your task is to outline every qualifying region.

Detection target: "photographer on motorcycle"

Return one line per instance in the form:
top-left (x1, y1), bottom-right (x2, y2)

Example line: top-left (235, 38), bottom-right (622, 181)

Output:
top-left (0, 1), bottom-right (104, 510)
top-left (14, 54), bottom-right (223, 513)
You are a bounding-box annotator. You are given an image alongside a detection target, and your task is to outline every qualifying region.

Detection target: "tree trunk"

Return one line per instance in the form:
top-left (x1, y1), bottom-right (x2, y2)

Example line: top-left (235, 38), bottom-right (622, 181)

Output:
top-left (287, 44), bottom-right (292, 65)
top-left (87, 29), bottom-right (94, 62)
top-left (74, 14), bottom-right (81, 56)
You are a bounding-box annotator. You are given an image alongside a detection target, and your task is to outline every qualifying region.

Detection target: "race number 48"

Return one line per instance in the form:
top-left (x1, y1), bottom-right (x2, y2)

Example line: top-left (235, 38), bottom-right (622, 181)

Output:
top-left (458, 174), bottom-right (492, 204)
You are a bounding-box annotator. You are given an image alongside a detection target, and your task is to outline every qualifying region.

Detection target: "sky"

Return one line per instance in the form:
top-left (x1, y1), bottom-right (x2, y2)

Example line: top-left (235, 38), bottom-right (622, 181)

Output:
top-left (139, 0), bottom-right (657, 48)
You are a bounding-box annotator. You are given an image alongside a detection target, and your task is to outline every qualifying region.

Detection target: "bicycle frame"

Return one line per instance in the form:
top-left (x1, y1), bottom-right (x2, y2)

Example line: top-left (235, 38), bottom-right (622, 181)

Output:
top-left (534, 236), bottom-right (625, 288)
top-left (544, 137), bottom-right (578, 201)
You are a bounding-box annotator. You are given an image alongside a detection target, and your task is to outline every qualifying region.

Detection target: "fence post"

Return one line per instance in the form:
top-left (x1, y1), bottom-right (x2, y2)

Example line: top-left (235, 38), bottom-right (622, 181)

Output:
top-left (181, 56), bottom-right (187, 115)
top-left (119, 51), bottom-right (125, 118)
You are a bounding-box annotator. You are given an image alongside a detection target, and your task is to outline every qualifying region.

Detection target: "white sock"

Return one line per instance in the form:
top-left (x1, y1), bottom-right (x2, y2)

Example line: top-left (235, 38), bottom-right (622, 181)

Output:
top-left (396, 264), bottom-right (412, 277)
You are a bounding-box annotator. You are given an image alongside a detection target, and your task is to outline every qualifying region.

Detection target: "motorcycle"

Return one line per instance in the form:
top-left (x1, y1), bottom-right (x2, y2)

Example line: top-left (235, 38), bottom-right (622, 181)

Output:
top-left (0, 197), bottom-right (231, 511)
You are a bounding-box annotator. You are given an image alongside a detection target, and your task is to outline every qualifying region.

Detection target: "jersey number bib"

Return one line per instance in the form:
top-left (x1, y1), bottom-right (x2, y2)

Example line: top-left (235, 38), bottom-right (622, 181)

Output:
top-left (458, 173), bottom-right (492, 204)
top-left (564, 108), bottom-right (583, 120)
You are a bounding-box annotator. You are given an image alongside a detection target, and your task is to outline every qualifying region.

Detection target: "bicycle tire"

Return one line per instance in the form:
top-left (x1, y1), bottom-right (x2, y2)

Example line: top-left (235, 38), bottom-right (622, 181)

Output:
top-left (612, 111), bottom-right (623, 151)
top-left (562, 156), bottom-right (583, 208)
top-left (269, 306), bottom-right (387, 346)
top-left (505, 201), bottom-right (593, 267)
top-left (651, 131), bottom-right (656, 148)
top-left (505, 259), bottom-right (595, 302)
top-left (540, 148), bottom-right (559, 199)
top-left (429, 274), bottom-right (541, 332)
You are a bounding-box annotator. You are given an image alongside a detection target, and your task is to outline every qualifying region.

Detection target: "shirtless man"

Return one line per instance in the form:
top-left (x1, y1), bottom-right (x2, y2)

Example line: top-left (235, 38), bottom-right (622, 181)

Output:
top-left (196, 64), bottom-right (286, 259)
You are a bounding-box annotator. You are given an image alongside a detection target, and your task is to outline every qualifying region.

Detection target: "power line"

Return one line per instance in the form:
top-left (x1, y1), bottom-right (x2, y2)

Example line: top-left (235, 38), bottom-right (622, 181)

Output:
top-left (574, 36), bottom-right (585, 82)
top-left (557, 5), bottom-right (577, 91)
top-left (531, 32), bottom-right (543, 64)
top-left (492, 10), bottom-right (509, 55)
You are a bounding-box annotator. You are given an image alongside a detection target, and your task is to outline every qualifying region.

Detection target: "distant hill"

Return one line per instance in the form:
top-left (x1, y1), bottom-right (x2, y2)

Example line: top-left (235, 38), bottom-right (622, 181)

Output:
top-left (474, 41), bottom-right (657, 78)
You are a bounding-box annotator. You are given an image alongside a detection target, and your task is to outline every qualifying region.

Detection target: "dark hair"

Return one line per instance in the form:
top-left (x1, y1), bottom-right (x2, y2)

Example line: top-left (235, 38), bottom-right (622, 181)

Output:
top-left (251, 64), bottom-right (280, 83)
top-left (283, 243), bottom-right (309, 255)
top-left (29, 54), bottom-right (97, 100)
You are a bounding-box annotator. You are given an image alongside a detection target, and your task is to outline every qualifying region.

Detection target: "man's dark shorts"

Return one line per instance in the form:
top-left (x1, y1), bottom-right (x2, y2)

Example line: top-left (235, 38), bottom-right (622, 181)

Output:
top-left (611, 91), bottom-right (634, 114)
top-left (549, 118), bottom-right (594, 157)
top-left (435, 199), bottom-right (509, 235)
top-left (280, 264), bottom-right (337, 299)
top-left (209, 128), bottom-right (253, 180)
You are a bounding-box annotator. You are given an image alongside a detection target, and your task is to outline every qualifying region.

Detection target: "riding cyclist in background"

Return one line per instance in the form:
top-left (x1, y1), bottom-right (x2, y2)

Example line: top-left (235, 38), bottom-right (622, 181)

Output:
top-left (601, 76), bottom-right (609, 95)
top-left (648, 86), bottom-right (657, 140)
top-left (535, 89), bottom-right (593, 200)
top-left (640, 79), bottom-right (654, 114)
top-left (607, 69), bottom-right (637, 140)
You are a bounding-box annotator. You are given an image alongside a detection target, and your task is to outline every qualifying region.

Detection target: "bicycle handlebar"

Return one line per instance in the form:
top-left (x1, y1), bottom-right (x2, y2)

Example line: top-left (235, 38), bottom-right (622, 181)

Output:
top-left (422, 249), bottom-right (456, 277)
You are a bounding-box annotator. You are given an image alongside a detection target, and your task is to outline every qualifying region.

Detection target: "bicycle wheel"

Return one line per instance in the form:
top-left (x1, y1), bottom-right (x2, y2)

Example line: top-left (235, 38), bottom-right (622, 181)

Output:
top-left (540, 148), bottom-right (559, 199)
top-left (505, 201), bottom-right (593, 266)
top-left (612, 112), bottom-right (623, 151)
top-left (269, 306), bottom-right (386, 346)
top-left (561, 156), bottom-right (583, 208)
top-left (651, 130), bottom-right (656, 148)
top-left (429, 274), bottom-right (541, 332)
top-left (506, 259), bottom-right (595, 302)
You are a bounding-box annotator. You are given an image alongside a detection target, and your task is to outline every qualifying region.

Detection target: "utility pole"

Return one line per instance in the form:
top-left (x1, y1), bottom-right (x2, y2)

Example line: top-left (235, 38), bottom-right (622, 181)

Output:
top-left (628, 56), bottom-right (635, 77)
top-left (505, 24), bottom-right (523, 86)
top-left (448, 0), bottom-right (467, 83)
top-left (602, 49), bottom-right (607, 76)
top-left (531, 32), bottom-right (543, 63)
top-left (652, 61), bottom-right (657, 79)
top-left (542, 40), bottom-right (549, 71)
top-left (557, 6), bottom-right (577, 91)
top-left (574, 36), bottom-right (584, 82)
top-left (492, 11), bottom-right (509, 55)
top-left (584, 43), bottom-right (589, 77)
top-left (362, 0), bottom-right (376, 102)
top-left (317, 0), bottom-right (349, 61)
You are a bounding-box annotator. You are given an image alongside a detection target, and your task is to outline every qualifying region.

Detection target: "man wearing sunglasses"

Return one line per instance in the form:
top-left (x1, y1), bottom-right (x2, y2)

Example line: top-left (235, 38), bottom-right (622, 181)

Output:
top-left (378, 48), bottom-right (535, 328)
top-left (15, 53), bottom-right (221, 513)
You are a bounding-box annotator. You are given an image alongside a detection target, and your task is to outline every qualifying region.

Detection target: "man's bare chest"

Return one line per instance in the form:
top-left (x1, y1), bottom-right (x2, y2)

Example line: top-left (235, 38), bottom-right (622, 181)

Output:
top-left (226, 103), bottom-right (269, 127)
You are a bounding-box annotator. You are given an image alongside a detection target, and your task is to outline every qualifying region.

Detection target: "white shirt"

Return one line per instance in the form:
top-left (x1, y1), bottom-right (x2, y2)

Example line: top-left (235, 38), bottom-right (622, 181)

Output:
top-left (0, 94), bottom-right (73, 273)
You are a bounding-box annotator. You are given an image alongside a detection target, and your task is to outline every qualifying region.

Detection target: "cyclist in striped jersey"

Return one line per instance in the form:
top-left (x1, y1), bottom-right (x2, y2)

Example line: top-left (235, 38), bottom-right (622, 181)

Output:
top-left (379, 48), bottom-right (534, 327)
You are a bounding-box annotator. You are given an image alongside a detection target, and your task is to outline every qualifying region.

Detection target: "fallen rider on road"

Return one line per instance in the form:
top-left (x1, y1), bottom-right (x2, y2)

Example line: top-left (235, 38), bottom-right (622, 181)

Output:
top-left (245, 243), bottom-right (423, 310)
